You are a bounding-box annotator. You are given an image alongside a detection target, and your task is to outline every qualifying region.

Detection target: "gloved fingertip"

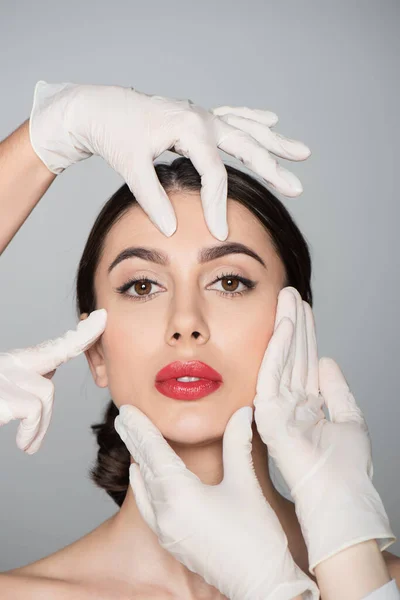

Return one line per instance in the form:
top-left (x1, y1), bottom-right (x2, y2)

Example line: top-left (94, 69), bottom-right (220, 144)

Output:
top-left (213, 222), bottom-right (229, 241)
top-left (162, 219), bottom-right (177, 237)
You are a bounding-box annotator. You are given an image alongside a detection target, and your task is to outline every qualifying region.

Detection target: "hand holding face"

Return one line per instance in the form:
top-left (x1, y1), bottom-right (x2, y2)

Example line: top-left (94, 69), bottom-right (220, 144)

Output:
top-left (114, 402), bottom-right (319, 600)
top-left (253, 286), bottom-right (396, 575)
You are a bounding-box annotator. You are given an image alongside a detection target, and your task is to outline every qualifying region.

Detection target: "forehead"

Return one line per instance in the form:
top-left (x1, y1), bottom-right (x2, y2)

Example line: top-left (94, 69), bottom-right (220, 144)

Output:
top-left (98, 189), bottom-right (282, 272)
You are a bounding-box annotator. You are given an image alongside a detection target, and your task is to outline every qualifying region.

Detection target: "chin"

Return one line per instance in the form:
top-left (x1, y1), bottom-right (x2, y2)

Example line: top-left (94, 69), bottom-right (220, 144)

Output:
top-left (156, 413), bottom-right (226, 446)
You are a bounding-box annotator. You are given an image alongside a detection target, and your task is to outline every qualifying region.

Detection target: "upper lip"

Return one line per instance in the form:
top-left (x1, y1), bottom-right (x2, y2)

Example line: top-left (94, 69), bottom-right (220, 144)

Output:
top-left (155, 360), bottom-right (223, 382)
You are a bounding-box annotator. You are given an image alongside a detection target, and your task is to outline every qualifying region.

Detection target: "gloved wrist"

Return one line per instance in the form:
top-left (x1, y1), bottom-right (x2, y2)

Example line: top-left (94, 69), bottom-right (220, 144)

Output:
top-left (291, 469), bottom-right (396, 576)
top-left (246, 550), bottom-right (320, 600)
top-left (167, 501), bottom-right (320, 600)
top-left (29, 80), bottom-right (94, 174)
top-left (215, 538), bottom-right (319, 600)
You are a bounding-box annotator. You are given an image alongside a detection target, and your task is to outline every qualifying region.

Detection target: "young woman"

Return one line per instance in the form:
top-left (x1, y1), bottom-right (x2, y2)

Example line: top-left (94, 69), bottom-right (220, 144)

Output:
top-left (0, 83), bottom-right (398, 599)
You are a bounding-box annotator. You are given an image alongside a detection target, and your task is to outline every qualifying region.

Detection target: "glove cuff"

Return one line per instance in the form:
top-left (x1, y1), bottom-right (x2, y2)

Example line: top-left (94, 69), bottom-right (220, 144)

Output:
top-left (235, 549), bottom-right (320, 600)
top-left (293, 476), bottom-right (397, 575)
top-left (29, 80), bottom-right (92, 174)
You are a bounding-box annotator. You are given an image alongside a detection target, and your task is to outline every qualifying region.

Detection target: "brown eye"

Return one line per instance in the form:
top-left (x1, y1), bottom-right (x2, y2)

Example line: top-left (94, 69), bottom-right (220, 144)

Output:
top-left (221, 276), bottom-right (240, 292)
top-left (116, 276), bottom-right (164, 301)
top-left (133, 280), bottom-right (152, 296)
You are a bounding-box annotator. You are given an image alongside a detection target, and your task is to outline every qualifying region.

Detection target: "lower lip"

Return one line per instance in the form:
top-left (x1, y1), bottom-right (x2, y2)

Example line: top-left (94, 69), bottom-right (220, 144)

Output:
top-left (155, 378), bottom-right (222, 400)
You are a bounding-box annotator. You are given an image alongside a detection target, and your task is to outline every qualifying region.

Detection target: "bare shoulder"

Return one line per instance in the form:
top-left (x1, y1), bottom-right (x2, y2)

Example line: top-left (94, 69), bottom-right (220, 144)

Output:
top-left (1, 537), bottom-right (116, 598)
top-left (0, 572), bottom-right (97, 599)
top-left (0, 571), bottom-right (170, 599)
top-left (4, 517), bottom-right (117, 581)
top-left (3, 554), bottom-right (171, 599)
top-left (4, 542), bottom-right (81, 580)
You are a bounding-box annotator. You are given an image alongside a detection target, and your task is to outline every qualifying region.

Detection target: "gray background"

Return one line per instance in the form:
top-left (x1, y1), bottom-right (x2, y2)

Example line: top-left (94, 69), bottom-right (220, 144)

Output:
top-left (0, 0), bottom-right (399, 570)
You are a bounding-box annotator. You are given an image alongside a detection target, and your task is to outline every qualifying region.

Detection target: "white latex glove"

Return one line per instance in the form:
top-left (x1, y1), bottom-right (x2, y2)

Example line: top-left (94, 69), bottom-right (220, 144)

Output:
top-left (29, 81), bottom-right (311, 240)
top-left (114, 405), bottom-right (320, 600)
top-left (253, 286), bottom-right (396, 576)
top-left (0, 309), bottom-right (107, 454)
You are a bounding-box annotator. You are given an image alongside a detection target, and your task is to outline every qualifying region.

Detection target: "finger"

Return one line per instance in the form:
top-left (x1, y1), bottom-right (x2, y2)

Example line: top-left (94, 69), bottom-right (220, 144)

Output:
top-left (318, 357), bottom-right (367, 427)
top-left (180, 134), bottom-right (229, 241)
top-left (129, 463), bottom-right (158, 534)
top-left (254, 317), bottom-right (294, 402)
top-left (0, 374), bottom-right (43, 451)
top-left (9, 309), bottom-right (107, 376)
top-left (16, 368), bottom-right (55, 454)
top-left (0, 396), bottom-right (13, 425)
top-left (116, 405), bottom-right (187, 479)
top-left (288, 289), bottom-right (308, 396)
top-left (124, 157), bottom-right (178, 237)
top-left (303, 302), bottom-right (319, 399)
top-left (274, 288), bottom-right (297, 390)
top-left (216, 113), bottom-right (311, 161)
top-left (1, 365), bottom-right (55, 453)
top-left (211, 105), bottom-right (279, 128)
top-left (214, 120), bottom-right (303, 197)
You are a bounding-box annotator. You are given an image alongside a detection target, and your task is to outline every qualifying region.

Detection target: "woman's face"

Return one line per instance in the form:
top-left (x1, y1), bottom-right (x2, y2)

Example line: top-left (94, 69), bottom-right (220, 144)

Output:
top-left (82, 189), bottom-right (286, 445)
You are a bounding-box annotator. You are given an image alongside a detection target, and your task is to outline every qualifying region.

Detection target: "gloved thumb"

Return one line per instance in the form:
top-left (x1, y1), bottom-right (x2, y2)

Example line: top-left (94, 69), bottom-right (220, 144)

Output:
top-left (318, 357), bottom-right (366, 426)
top-left (222, 406), bottom-right (257, 488)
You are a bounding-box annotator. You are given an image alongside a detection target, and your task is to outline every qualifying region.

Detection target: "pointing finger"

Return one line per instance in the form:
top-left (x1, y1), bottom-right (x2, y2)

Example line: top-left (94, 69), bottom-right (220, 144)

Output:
top-left (10, 308), bottom-right (107, 376)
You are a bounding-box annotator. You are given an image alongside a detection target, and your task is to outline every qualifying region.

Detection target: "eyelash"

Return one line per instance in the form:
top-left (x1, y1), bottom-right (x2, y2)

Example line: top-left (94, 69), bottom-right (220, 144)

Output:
top-left (115, 271), bottom-right (257, 303)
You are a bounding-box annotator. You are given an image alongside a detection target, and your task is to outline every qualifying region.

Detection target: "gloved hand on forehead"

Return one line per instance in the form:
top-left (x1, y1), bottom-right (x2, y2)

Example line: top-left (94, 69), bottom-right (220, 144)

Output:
top-left (29, 81), bottom-right (311, 240)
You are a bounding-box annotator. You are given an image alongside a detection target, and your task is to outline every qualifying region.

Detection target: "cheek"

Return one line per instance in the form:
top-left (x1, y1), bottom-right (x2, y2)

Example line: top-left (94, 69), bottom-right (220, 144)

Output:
top-left (214, 297), bottom-right (277, 398)
top-left (100, 311), bottom-right (161, 405)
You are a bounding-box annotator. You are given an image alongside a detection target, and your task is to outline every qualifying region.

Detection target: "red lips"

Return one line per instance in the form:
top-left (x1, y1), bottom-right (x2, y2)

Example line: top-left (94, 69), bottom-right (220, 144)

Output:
top-left (155, 360), bottom-right (223, 382)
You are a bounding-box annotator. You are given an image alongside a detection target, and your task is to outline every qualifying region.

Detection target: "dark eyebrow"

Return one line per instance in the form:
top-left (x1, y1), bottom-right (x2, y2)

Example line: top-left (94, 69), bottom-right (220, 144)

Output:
top-left (107, 242), bottom-right (267, 274)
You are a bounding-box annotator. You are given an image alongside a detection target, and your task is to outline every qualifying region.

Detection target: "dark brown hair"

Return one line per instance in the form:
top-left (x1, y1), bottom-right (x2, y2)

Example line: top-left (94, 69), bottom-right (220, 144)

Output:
top-left (74, 157), bottom-right (313, 507)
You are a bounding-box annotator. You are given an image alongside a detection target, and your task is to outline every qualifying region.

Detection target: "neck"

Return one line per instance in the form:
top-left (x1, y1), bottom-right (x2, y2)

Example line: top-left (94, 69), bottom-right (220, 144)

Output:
top-left (101, 421), bottom-right (299, 598)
